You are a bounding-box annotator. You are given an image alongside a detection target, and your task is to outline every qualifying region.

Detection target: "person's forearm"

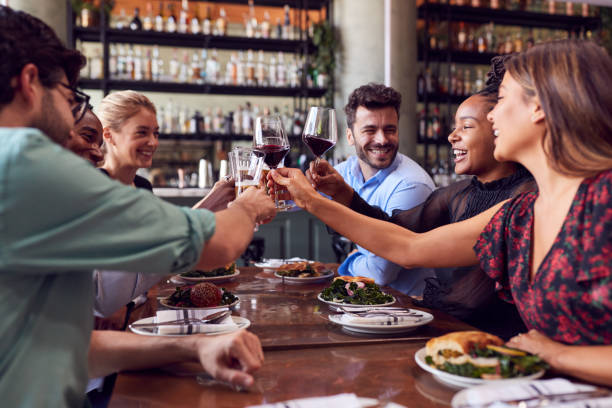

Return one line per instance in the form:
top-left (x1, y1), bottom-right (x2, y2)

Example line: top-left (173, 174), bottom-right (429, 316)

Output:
top-left (549, 345), bottom-right (612, 387)
top-left (305, 192), bottom-right (491, 268)
top-left (88, 331), bottom-right (197, 378)
top-left (195, 203), bottom-right (256, 270)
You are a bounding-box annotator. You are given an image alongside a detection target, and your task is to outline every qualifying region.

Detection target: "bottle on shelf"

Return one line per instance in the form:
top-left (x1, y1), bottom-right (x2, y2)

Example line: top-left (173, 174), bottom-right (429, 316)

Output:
top-left (154, 2), bottom-right (164, 32)
top-left (450, 64), bottom-right (457, 95)
top-left (547, 0), bottom-right (556, 14)
top-left (206, 49), bottom-right (219, 84)
top-left (126, 45), bottom-right (135, 79)
top-left (261, 11), bottom-right (271, 39)
top-left (418, 109), bottom-right (426, 141)
top-left (133, 46), bottom-right (143, 81)
top-left (276, 52), bottom-right (286, 87)
top-left (282, 5), bottom-right (292, 40)
top-left (109, 44), bottom-right (118, 78)
top-left (116, 44), bottom-right (126, 78)
top-left (236, 51), bottom-right (246, 86)
top-left (199, 49), bottom-right (208, 83)
top-left (417, 69), bottom-right (426, 96)
top-left (216, 8), bottom-right (227, 36)
top-left (178, 51), bottom-right (189, 83)
top-left (457, 22), bottom-right (467, 51)
top-left (245, 0), bottom-right (258, 38)
top-left (246, 49), bottom-right (256, 86)
top-left (256, 50), bottom-right (267, 86)
top-left (152, 45), bottom-right (162, 81)
top-left (169, 49), bottom-right (180, 82)
top-left (202, 6), bottom-right (212, 35)
top-left (191, 51), bottom-right (201, 84)
top-left (166, 3), bottom-right (177, 33)
top-left (178, 0), bottom-right (189, 34)
top-left (143, 2), bottom-right (154, 31)
top-left (130, 7), bottom-right (143, 31)
top-left (116, 8), bottom-right (128, 30)
top-left (268, 55), bottom-right (277, 87)
top-left (144, 48), bottom-right (153, 81)
top-left (190, 4), bottom-right (201, 34)
top-left (90, 49), bottom-right (103, 79)
top-left (477, 29), bottom-right (487, 53)
top-left (274, 17), bottom-right (282, 39)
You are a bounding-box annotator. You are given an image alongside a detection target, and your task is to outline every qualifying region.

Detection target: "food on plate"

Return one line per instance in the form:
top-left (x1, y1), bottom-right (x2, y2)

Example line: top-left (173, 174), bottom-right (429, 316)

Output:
top-left (166, 282), bottom-right (238, 308)
top-left (424, 331), bottom-right (549, 379)
top-left (276, 261), bottom-right (328, 278)
top-left (180, 262), bottom-right (236, 278)
top-left (320, 276), bottom-right (393, 305)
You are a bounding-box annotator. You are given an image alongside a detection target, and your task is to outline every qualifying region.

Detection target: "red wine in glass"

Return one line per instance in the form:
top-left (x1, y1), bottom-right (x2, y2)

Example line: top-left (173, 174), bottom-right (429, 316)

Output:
top-left (255, 144), bottom-right (290, 168)
top-left (303, 135), bottom-right (335, 158)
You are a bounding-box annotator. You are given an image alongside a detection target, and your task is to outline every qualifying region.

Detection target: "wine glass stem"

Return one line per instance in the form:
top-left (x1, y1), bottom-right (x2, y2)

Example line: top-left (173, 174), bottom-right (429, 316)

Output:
top-left (314, 156), bottom-right (321, 173)
top-left (271, 166), bottom-right (280, 208)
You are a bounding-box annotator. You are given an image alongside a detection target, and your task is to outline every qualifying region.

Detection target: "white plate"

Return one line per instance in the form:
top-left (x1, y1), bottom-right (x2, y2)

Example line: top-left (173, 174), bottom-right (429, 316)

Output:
top-left (159, 298), bottom-right (240, 310)
top-left (328, 310), bottom-right (433, 334)
top-left (317, 293), bottom-right (396, 308)
top-left (175, 269), bottom-right (240, 283)
top-left (129, 316), bottom-right (250, 337)
top-left (414, 347), bottom-right (545, 389)
top-left (274, 269), bottom-right (334, 284)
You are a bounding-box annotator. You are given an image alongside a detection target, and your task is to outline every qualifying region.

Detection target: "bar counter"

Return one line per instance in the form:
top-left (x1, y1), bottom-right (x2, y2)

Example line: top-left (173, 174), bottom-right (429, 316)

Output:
top-left (109, 266), bottom-right (476, 407)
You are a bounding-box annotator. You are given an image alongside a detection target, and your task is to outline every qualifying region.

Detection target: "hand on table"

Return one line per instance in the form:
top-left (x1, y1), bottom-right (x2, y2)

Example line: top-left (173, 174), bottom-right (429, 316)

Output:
top-left (194, 329), bottom-right (264, 388)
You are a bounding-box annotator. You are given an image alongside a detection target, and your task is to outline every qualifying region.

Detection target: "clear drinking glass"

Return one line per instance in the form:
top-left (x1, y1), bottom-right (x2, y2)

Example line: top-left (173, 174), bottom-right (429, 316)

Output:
top-left (252, 115), bottom-right (292, 211)
top-left (302, 107), bottom-right (338, 171)
top-left (228, 147), bottom-right (264, 199)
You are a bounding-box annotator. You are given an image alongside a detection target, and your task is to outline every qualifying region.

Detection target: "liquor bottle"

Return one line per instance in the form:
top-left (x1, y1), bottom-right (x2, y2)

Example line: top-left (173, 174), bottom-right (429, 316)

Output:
top-left (247, 0), bottom-right (258, 37)
top-left (282, 5), bottom-right (291, 40)
top-left (117, 44), bottom-right (126, 78)
top-left (213, 108), bottom-right (224, 133)
top-left (178, 0), bottom-right (189, 33)
top-left (143, 2), bottom-right (154, 30)
top-left (565, 2), bottom-right (574, 16)
top-left (90, 49), bottom-right (103, 79)
top-left (191, 51), bottom-right (201, 83)
top-left (152, 45), bottom-right (161, 81)
top-left (204, 108), bottom-right (212, 132)
top-left (245, 15), bottom-right (255, 38)
top-left (202, 6), bottom-right (212, 35)
top-left (417, 69), bottom-right (425, 96)
top-left (116, 8), bottom-right (128, 29)
top-left (133, 46), bottom-right (143, 80)
top-left (206, 49), bottom-right (219, 84)
top-left (581, 3), bottom-right (589, 17)
top-left (288, 57), bottom-right (299, 87)
top-left (154, 2), bottom-right (164, 32)
top-left (424, 67), bottom-right (433, 94)
top-left (526, 30), bottom-right (535, 49)
top-left (514, 31), bottom-right (523, 52)
top-left (268, 56), bottom-right (277, 87)
top-left (450, 64), bottom-right (457, 95)
top-left (126, 45), bottom-right (135, 79)
top-left (274, 18), bottom-right (282, 39)
top-left (429, 22), bottom-right (438, 50)
top-left (246, 49), bottom-right (256, 86)
top-left (463, 69), bottom-right (472, 96)
top-left (236, 51), bottom-right (246, 86)
top-left (256, 50), bottom-right (267, 86)
top-left (169, 49), bottom-right (180, 81)
top-left (242, 103), bottom-right (253, 135)
top-left (466, 26), bottom-right (475, 52)
top-left (261, 11), bottom-right (271, 39)
top-left (432, 107), bottom-right (441, 140)
top-left (456, 68), bottom-right (464, 96)
top-left (477, 30), bottom-right (486, 53)
top-left (216, 8), bottom-right (227, 36)
top-left (490, 0), bottom-right (500, 8)
top-left (503, 35), bottom-right (513, 54)
top-left (547, 0), bottom-right (556, 14)
top-left (130, 7), bottom-right (143, 30)
top-left (178, 51), bottom-right (189, 83)
top-left (471, 0), bottom-right (480, 7)
top-left (144, 49), bottom-right (153, 81)
top-left (109, 44), bottom-right (118, 78)
top-left (277, 52), bottom-right (286, 87)
top-left (166, 4), bottom-right (177, 33)
top-left (418, 109), bottom-right (426, 140)
top-left (457, 22), bottom-right (467, 51)
top-left (190, 4), bottom-right (200, 34)
top-left (199, 49), bottom-right (208, 83)
top-left (485, 22), bottom-right (496, 52)
top-left (474, 68), bottom-right (484, 91)
top-left (233, 106), bottom-right (242, 134)
top-left (227, 52), bottom-right (237, 85)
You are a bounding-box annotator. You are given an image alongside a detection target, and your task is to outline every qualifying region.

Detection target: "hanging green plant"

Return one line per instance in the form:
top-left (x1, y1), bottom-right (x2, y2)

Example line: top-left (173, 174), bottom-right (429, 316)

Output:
top-left (312, 20), bottom-right (337, 106)
top-left (71, 0), bottom-right (115, 26)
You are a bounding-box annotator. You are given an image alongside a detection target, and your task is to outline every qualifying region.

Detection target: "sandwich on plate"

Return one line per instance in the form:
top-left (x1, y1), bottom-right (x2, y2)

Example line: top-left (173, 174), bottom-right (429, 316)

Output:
top-left (425, 331), bottom-right (549, 379)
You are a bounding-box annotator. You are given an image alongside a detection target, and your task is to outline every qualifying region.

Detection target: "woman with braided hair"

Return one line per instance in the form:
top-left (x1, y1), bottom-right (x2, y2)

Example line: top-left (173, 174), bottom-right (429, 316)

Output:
top-left (303, 55), bottom-right (535, 338)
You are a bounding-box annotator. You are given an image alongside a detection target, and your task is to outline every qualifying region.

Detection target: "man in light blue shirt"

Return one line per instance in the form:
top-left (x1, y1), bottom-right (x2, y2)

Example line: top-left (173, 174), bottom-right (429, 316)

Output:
top-left (333, 83), bottom-right (435, 294)
top-left (0, 7), bottom-right (274, 407)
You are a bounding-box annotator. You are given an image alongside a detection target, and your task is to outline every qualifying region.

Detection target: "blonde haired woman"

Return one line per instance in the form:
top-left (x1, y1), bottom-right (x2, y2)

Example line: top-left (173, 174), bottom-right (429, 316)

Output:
top-left (98, 90), bottom-right (157, 188)
top-left (271, 40), bottom-right (612, 385)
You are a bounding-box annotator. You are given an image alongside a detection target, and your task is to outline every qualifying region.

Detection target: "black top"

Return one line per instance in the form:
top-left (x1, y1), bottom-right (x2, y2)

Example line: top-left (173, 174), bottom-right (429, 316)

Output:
top-left (349, 166), bottom-right (535, 339)
top-left (99, 168), bottom-right (153, 191)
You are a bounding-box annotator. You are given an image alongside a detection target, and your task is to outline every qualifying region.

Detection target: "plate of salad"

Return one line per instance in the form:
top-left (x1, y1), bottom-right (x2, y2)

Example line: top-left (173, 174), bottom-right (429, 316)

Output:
top-left (318, 276), bottom-right (395, 308)
top-left (176, 263), bottom-right (239, 283)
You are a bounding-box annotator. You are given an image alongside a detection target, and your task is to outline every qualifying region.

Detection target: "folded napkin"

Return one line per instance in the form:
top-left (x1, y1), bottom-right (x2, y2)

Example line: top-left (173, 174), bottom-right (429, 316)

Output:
top-left (452, 378), bottom-right (612, 408)
top-left (155, 308), bottom-right (236, 335)
top-left (246, 393), bottom-right (365, 408)
top-left (339, 310), bottom-right (423, 325)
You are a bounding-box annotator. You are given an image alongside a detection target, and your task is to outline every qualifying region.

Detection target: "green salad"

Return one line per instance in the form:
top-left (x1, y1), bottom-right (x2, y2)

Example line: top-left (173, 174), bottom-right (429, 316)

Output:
top-left (425, 346), bottom-right (549, 379)
top-left (319, 279), bottom-right (393, 305)
top-left (181, 263), bottom-right (236, 278)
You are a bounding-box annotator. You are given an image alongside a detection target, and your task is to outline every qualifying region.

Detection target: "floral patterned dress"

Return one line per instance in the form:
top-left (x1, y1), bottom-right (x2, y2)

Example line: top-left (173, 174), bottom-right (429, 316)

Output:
top-left (475, 169), bottom-right (612, 345)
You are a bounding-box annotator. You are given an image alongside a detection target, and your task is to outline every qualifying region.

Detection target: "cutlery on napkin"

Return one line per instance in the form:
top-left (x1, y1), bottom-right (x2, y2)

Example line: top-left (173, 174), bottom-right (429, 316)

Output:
top-left (154, 308), bottom-right (236, 335)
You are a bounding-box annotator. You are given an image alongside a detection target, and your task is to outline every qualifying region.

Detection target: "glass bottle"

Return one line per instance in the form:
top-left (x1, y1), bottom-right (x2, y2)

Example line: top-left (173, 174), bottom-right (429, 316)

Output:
top-left (246, 49), bottom-right (256, 86)
top-left (202, 6), bottom-right (211, 35)
top-left (144, 49), bottom-right (153, 81)
top-left (268, 56), bottom-right (277, 87)
top-left (256, 50), bottom-right (267, 86)
top-left (282, 5), bottom-right (291, 40)
top-left (216, 8), bottom-right (227, 36)
top-left (169, 49), bottom-right (180, 82)
top-left (133, 46), bottom-right (143, 81)
top-left (126, 45), bottom-right (135, 79)
top-left (154, 2), bottom-right (164, 32)
top-left (236, 51), bottom-right (246, 86)
top-left (199, 49), bottom-right (208, 83)
top-left (109, 44), bottom-right (118, 78)
top-left (457, 22), bottom-right (467, 51)
top-left (277, 52), bottom-right (286, 87)
top-left (152, 45), bottom-right (161, 81)
top-left (178, 0), bottom-right (189, 34)
top-left (191, 51), bottom-right (201, 83)
top-left (130, 7), bottom-right (143, 31)
top-left (143, 2), bottom-right (154, 30)
top-left (261, 11), bottom-right (271, 39)
top-left (190, 4), bottom-right (200, 34)
top-left (166, 4), bottom-right (177, 33)
top-left (206, 49), bottom-right (219, 84)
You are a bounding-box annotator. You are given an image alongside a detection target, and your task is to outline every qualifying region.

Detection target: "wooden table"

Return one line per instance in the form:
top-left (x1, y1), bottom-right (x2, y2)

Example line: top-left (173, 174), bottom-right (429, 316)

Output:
top-left (109, 267), bottom-right (475, 407)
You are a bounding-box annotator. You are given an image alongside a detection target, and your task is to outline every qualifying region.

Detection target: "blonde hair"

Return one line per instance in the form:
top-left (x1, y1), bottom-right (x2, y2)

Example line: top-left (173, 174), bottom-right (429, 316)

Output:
top-left (98, 90), bottom-right (156, 131)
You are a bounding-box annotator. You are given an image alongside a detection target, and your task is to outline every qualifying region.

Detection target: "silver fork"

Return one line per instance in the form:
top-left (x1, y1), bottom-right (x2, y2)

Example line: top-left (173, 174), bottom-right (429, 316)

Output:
top-left (131, 310), bottom-right (231, 328)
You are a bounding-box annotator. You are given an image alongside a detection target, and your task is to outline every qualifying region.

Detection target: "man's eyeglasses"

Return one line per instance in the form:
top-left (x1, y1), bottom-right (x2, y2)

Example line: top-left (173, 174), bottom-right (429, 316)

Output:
top-left (58, 82), bottom-right (91, 124)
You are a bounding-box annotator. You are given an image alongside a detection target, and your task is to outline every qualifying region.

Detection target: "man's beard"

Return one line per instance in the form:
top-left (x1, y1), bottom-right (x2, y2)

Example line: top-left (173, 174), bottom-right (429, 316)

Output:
top-left (355, 142), bottom-right (399, 170)
top-left (30, 90), bottom-right (73, 146)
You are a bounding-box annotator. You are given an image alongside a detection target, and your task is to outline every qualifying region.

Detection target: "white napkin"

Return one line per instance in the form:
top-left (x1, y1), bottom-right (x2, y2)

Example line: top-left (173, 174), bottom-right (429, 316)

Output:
top-left (155, 308), bottom-right (236, 335)
top-left (452, 378), bottom-right (612, 408)
top-left (338, 309), bottom-right (423, 325)
top-left (246, 393), bottom-right (363, 408)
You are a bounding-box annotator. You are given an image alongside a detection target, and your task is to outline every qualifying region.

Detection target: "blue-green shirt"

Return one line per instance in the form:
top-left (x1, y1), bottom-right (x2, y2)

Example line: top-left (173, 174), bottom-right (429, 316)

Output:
top-left (0, 128), bottom-right (216, 407)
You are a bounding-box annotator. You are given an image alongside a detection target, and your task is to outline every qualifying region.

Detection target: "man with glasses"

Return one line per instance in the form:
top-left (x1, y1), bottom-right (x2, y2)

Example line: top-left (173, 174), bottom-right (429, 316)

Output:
top-left (0, 7), bottom-right (275, 407)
